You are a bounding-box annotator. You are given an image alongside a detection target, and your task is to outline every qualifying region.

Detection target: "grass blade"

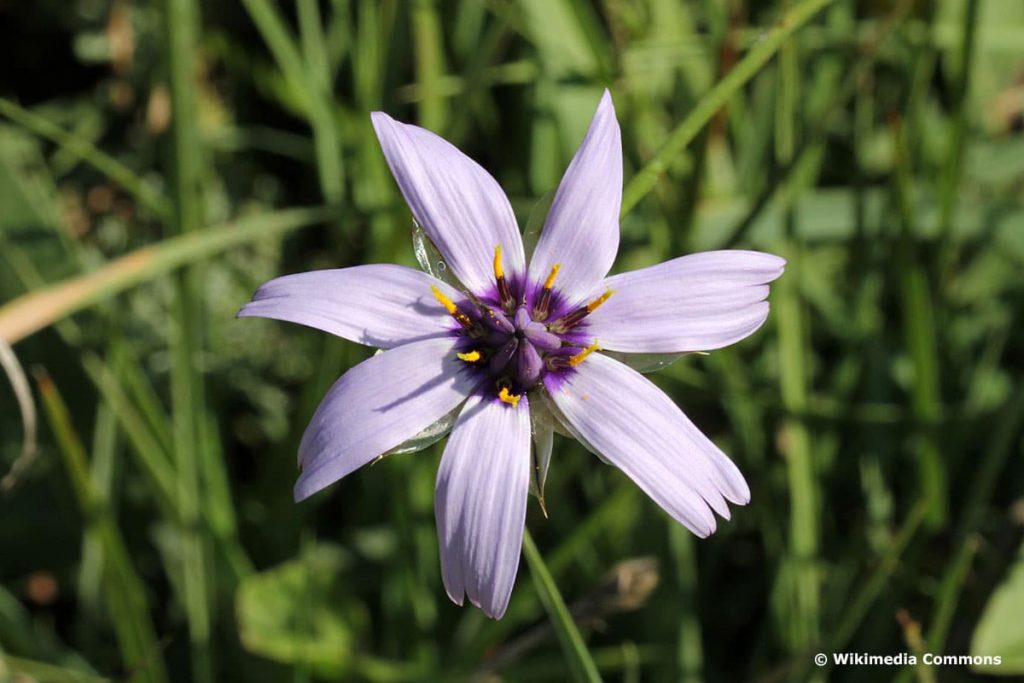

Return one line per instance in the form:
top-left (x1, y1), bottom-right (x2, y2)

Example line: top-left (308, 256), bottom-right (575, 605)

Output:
top-left (411, 0), bottom-right (449, 131)
top-left (774, 3), bottom-right (819, 652)
top-left (163, 0), bottom-right (215, 678)
top-left (620, 0), bottom-right (836, 216)
top-left (81, 353), bottom-right (177, 510)
top-left (243, 0), bottom-right (345, 204)
top-left (669, 524), bottom-right (704, 683)
top-left (0, 338), bottom-right (37, 491)
top-left (793, 500), bottom-right (929, 682)
top-left (35, 368), bottom-right (168, 683)
top-left (891, 117), bottom-right (946, 528)
top-left (0, 205), bottom-right (335, 345)
top-left (0, 98), bottom-right (172, 220)
top-left (0, 655), bottom-right (111, 683)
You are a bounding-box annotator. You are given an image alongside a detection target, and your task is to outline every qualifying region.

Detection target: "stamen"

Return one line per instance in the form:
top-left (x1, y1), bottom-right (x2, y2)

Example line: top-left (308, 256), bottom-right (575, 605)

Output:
top-left (550, 289), bottom-right (615, 332)
top-left (586, 289), bottom-right (614, 313)
top-left (498, 385), bottom-right (521, 407)
top-left (431, 285), bottom-right (473, 328)
top-left (493, 245), bottom-right (514, 310)
top-left (567, 340), bottom-right (601, 367)
top-left (457, 350), bottom-right (482, 362)
top-left (543, 264), bottom-right (561, 290)
top-left (532, 263), bottom-right (562, 321)
top-left (493, 245), bottom-right (504, 280)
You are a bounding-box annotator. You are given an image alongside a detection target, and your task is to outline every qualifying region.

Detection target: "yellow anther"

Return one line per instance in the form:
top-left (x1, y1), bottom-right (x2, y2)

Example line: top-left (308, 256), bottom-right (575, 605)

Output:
top-left (493, 244), bottom-right (515, 310)
top-left (498, 386), bottom-right (521, 407)
top-left (543, 263), bottom-right (562, 290)
top-left (457, 350), bottom-right (482, 363)
top-left (532, 264), bottom-right (561, 320)
top-left (586, 289), bottom-right (615, 313)
top-left (431, 285), bottom-right (472, 327)
top-left (568, 340), bottom-right (601, 367)
top-left (431, 285), bottom-right (458, 315)
top-left (493, 245), bottom-right (504, 280)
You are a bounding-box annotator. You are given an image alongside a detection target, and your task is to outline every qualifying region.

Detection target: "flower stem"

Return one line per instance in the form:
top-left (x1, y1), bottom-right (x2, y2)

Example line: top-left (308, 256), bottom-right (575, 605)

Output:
top-left (522, 530), bottom-right (603, 683)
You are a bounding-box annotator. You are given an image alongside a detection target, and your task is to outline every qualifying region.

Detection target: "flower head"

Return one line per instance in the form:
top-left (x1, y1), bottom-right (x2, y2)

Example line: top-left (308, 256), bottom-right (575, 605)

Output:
top-left (239, 90), bottom-right (785, 619)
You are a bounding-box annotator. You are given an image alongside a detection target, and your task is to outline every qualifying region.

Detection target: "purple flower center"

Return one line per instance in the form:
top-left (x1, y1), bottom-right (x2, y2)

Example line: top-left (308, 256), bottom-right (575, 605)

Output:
top-left (432, 246), bottom-right (611, 407)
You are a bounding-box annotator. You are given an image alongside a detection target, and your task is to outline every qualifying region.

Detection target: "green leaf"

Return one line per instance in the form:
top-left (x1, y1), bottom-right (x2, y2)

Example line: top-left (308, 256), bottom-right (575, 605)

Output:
top-left (970, 542), bottom-right (1024, 674)
top-left (235, 544), bottom-right (359, 676)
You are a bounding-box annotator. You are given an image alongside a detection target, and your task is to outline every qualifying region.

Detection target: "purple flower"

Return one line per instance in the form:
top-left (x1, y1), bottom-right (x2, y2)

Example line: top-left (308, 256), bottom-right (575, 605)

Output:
top-left (239, 90), bottom-right (785, 619)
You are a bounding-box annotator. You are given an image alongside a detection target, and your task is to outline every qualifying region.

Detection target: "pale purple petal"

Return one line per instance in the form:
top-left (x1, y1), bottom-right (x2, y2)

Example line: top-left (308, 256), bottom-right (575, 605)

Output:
top-left (238, 264), bottom-right (463, 349)
top-left (528, 90), bottom-right (622, 305)
top-left (295, 338), bottom-right (477, 501)
top-left (371, 112), bottom-right (525, 295)
top-left (586, 250), bottom-right (786, 353)
top-left (545, 353), bottom-right (749, 536)
top-left (435, 393), bottom-right (531, 619)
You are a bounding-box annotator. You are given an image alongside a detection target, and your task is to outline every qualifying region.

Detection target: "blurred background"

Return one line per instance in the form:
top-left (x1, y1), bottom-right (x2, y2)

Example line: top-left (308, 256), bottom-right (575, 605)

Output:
top-left (1, 0), bottom-right (1023, 681)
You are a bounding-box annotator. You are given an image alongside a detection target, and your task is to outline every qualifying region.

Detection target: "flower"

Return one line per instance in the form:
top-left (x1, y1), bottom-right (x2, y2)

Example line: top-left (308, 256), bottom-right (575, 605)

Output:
top-left (239, 90), bottom-right (785, 619)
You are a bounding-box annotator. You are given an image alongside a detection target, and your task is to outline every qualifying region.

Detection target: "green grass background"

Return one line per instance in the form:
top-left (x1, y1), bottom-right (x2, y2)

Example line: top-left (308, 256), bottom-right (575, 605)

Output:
top-left (1, 0), bottom-right (1023, 681)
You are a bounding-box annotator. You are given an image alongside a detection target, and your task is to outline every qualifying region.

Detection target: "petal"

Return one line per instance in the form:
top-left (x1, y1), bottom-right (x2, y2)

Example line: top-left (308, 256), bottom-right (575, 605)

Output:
top-left (371, 112), bottom-right (525, 295)
top-left (544, 353), bottom-right (749, 537)
top-left (528, 90), bottom-right (622, 304)
top-left (239, 264), bottom-right (463, 349)
top-left (435, 393), bottom-right (531, 619)
top-left (295, 338), bottom-right (477, 501)
top-left (586, 250), bottom-right (786, 353)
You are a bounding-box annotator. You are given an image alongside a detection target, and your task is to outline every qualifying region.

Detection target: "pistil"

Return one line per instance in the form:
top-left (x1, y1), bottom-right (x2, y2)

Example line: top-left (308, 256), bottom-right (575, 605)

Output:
top-left (489, 338), bottom-right (519, 374)
top-left (515, 340), bottom-right (544, 387)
